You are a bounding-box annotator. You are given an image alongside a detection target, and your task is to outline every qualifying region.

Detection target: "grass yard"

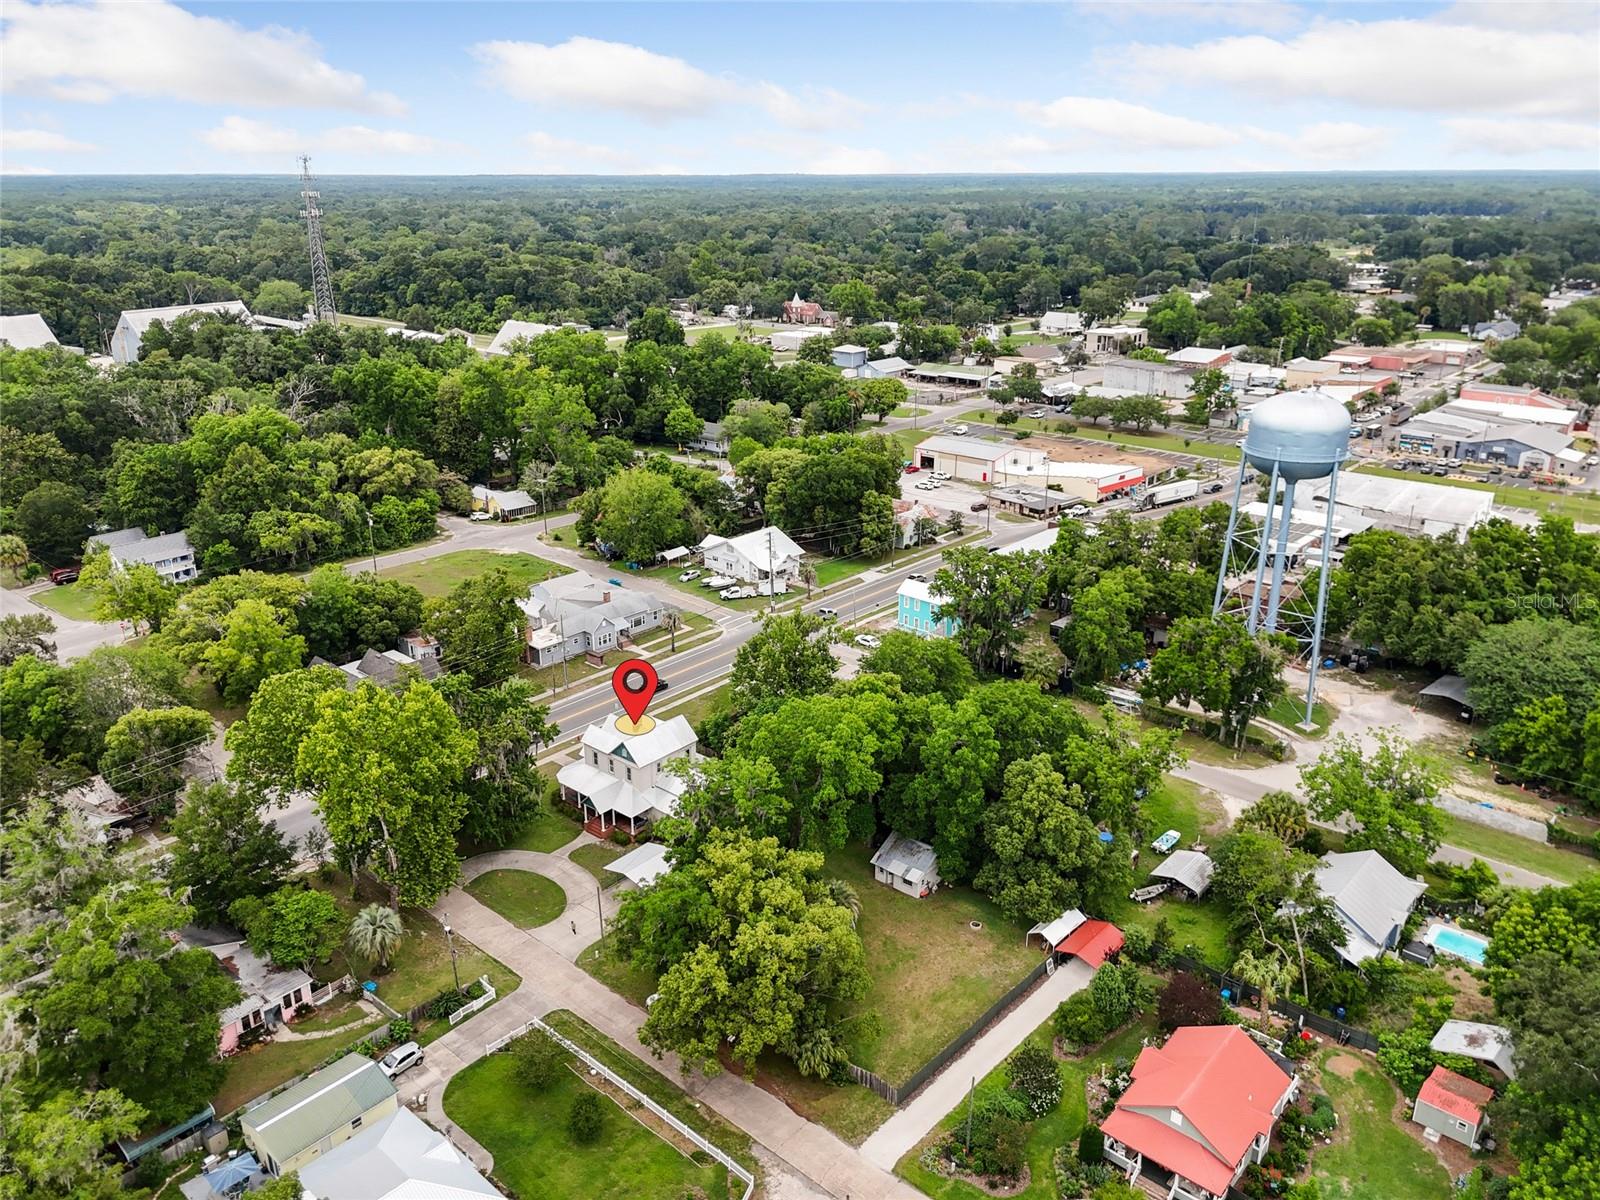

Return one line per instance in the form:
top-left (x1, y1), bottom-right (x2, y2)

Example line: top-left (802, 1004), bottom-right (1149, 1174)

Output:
top-left (570, 842), bottom-right (627, 886)
top-left (1311, 1053), bottom-right (1451, 1200)
top-left (897, 1015), bottom-right (1158, 1200)
top-left (1106, 892), bottom-right (1234, 969)
top-left (544, 1010), bottom-right (759, 1174)
top-left (890, 405), bottom-right (932, 417)
top-left (655, 682), bottom-right (731, 730)
top-left (30, 582), bottom-right (103, 621)
top-left (1353, 465), bottom-right (1600, 525)
top-left (1142, 777), bottom-right (1228, 848)
top-left (1263, 694), bottom-right (1335, 735)
top-left (378, 549), bottom-right (568, 598)
top-left (577, 931), bottom-right (660, 1009)
top-left (443, 1049), bottom-right (725, 1200)
top-left (752, 1054), bottom-right (897, 1144)
top-left (465, 869), bottom-right (568, 928)
top-left (212, 1018), bottom-right (386, 1116)
top-left (1437, 813), bottom-right (1595, 885)
top-left (307, 871), bottom-right (520, 1013)
top-left (827, 849), bottom-right (1041, 1086)
top-left (463, 808), bottom-right (584, 857)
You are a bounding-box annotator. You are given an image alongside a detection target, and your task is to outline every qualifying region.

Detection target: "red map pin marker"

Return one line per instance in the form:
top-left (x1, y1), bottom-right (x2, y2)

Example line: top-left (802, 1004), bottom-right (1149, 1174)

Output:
top-left (612, 658), bottom-right (659, 732)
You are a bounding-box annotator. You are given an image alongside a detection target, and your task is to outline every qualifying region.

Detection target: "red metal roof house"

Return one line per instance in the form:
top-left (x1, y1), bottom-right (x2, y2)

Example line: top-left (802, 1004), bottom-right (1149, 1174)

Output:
top-left (1100, 1026), bottom-right (1300, 1200)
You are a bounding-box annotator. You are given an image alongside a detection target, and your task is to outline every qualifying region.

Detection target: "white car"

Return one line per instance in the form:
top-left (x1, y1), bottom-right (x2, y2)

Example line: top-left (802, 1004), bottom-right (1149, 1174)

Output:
top-left (468, 512), bottom-right (493, 522)
top-left (854, 633), bottom-right (881, 649)
top-left (915, 480), bottom-right (936, 490)
top-left (378, 1041), bottom-right (424, 1079)
top-left (951, 424), bottom-right (970, 435)
top-left (678, 569), bottom-right (702, 582)
top-left (1026, 409), bottom-right (1049, 419)
top-left (720, 585), bottom-right (757, 600)
top-left (930, 471), bottom-right (951, 481)
top-left (1066, 504), bottom-right (1091, 517)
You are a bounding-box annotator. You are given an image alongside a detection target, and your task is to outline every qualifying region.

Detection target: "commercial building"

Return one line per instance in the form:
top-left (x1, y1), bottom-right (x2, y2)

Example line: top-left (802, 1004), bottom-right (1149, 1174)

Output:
top-left (1283, 357), bottom-right (1342, 388)
top-left (831, 343), bottom-right (868, 370)
top-left (912, 435), bottom-right (1142, 498)
top-left (699, 526), bottom-right (804, 589)
top-left (241, 1053), bottom-right (398, 1176)
top-left (1101, 1026), bottom-right (1299, 1200)
top-left (1101, 357), bottom-right (1192, 399)
top-left (1038, 311), bottom-right (1084, 336)
top-left (1448, 397), bottom-right (1578, 433)
top-left (557, 711), bottom-right (699, 834)
top-left (908, 361), bottom-right (994, 387)
top-left (299, 1108), bottom-right (497, 1200)
top-left (896, 577), bottom-right (958, 637)
top-left (769, 327), bottom-right (831, 352)
top-left (89, 527), bottom-right (198, 583)
top-left (1164, 345), bottom-right (1233, 370)
top-left (1393, 408), bottom-right (1575, 467)
top-left (516, 572), bottom-right (668, 667)
top-left (1046, 461), bottom-right (1145, 502)
top-left (0, 313), bottom-right (59, 350)
top-left (1085, 324), bottom-right (1149, 355)
top-left (858, 355), bottom-right (910, 378)
top-left (110, 301), bottom-right (251, 364)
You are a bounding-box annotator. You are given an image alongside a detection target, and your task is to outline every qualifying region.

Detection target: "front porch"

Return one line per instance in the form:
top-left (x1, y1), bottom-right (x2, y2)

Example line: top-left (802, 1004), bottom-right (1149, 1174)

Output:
top-left (565, 786), bottom-right (651, 839)
top-left (1103, 1142), bottom-right (1222, 1200)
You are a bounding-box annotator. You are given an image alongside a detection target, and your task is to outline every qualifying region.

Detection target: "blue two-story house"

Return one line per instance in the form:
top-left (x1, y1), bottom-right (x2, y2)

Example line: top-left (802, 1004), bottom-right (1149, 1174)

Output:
top-left (896, 578), bottom-right (960, 638)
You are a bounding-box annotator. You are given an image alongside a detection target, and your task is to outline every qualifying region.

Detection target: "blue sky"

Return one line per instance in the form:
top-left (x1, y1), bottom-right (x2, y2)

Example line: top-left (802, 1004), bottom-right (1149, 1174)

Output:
top-left (2, 1), bottom-right (1596, 175)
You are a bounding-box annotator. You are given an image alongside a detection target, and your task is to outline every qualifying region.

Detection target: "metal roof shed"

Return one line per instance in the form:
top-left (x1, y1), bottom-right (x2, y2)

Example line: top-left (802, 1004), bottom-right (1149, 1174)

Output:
top-left (608, 841), bottom-right (672, 887)
top-left (1149, 850), bottom-right (1215, 897)
top-left (241, 1053), bottom-right (397, 1176)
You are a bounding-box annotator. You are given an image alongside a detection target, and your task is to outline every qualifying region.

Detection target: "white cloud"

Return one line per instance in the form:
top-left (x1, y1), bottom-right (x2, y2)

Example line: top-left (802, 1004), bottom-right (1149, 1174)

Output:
top-left (804, 146), bottom-right (901, 174)
top-left (1117, 16), bottom-right (1599, 118)
top-left (1444, 118), bottom-right (1600, 157)
top-left (1074, 1), bottom-right (1304, 33)
top-left (522, 131), bottom-right (685, 174)
top-left (1250, 121), bottom-right (1393, 162)
top-left (1021, 96), bottom-right (1240, 149)
top-left (0, 129), bottom-right (97, 153)
top-left (200, 116), bottom-right (446, 158)
top-left (0, 164), bottom-right (57, 175)
top-left (474, 36), bottom-right (865, 129)
top-left (1, 0), bottom-right (404, 114)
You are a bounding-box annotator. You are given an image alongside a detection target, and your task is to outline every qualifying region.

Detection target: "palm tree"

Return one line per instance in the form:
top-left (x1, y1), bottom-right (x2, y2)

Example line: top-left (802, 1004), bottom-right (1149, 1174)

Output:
top-left (1232, 949), bottom-right (1294, 1029)
top-left (0, 534), bottom-right (29, 580)
top-left (822, 878), bottom-right (861, 928)
top-left (798, 560), bottom-right (818, 598)
top-left (346, 904), bottom-right (403, 971)
top-left (662, 609), bottom-right (682, 652)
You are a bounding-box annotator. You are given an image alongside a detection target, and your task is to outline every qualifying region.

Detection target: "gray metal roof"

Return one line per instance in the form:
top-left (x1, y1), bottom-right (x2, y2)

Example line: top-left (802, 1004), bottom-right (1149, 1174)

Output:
top-left (242, 1053), bottom-right (396, 1164)
top-left (107, 529), bottom-right (193, 567)
top-left (1149, 850), bottom-right (1214, 896)
top-left (1314, 851), bottom-right (1427, 965)
top-left (1419, 675), bottom-right (1471, 707)
top-left (871, 831), bottom-right (939, 883)
top-left (298, 1108), bottom-right (497, 1200)
top-left (1429, 1021), bottom-right (1516, 1078)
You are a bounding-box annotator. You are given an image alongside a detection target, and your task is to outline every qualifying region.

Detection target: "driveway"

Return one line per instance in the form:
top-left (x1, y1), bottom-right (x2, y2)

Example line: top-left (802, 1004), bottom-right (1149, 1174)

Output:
top-left (457, 843), bottom-right (618, 962)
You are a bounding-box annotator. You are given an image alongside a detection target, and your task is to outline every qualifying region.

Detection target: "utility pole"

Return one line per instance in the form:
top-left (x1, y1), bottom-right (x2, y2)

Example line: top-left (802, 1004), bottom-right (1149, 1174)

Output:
top-left (767, 527), bottom-right (776, 611)
top-left (442, 916), bottom-right (462, 994)
top-left (364, 508), bottom-right (378, 576)
top-left (298, 156), bottom-right (336, 323)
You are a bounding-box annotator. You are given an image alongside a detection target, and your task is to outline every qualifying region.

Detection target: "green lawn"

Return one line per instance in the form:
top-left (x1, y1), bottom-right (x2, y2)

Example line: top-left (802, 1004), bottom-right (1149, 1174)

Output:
top-left (30, 582), bottom-right (103, 621)
top-left (577, 931), bottom-right (660, 1009)
top-left (897, 1016), bottom-right (1157, 1200)
top-left (378, 549), bottom-right (568, 598)
top-left (753, 1053), bottom-right (897, 1145)
top-left (1142, 777), bottom-right (1228, 848)
top-left (654, 682), bottom-right (731, 730)
top-left (1437, 813), bottom-right (1595, 885)
top-left (827, 849), bottom-right (1041, 1086)
top-left (890, 405), bottom-right (932, 417)
top-left (1311, 1053), bottom-right (1451, 1200)
top-left (465, 808), bottom-right (583, 856)
top-left (1354, 465), bottom-right (1600, 525)
top-left (443, 1049), bottom-right (724, 1200)
top-left (1263, 694), bottom-right (1335, 735)
top-left (466, 869), bottom-right (568, 928)
top-left (213, 1018), bottom-right (386, 1117)
top-left (544, 1010), bottom-right (758, 1174)
top-left (571, 843), bottom-right (627, 886)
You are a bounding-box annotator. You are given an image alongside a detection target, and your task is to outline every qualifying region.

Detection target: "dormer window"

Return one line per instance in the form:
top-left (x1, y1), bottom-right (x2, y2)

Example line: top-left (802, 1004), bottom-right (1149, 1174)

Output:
top-left (1170, 1109), bottom-right (1184, 1127)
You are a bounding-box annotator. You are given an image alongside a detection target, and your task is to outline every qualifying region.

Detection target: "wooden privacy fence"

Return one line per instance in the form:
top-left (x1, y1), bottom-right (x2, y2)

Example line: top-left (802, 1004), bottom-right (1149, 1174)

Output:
top-left (846, 957), bottom-right (1052, 1108)
top-left (487, 1017), bottom-right (755, 1200)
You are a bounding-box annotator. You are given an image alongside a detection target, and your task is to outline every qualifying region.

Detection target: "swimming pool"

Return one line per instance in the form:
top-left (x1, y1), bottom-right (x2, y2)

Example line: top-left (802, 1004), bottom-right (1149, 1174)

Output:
top-left (1426, 923), bottom-right (1489, 965)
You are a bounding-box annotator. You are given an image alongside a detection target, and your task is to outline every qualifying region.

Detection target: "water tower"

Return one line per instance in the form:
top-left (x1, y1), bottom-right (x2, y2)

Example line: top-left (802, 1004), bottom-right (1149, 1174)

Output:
top-left (1211, 390), bottom-right (1352, 726)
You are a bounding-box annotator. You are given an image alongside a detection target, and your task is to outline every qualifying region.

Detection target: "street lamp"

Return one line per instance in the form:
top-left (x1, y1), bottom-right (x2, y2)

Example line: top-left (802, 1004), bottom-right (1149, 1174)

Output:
top-left (442, 915), bottom-right (462, 994)
top-left (360, 504), bottom-right (379, 576)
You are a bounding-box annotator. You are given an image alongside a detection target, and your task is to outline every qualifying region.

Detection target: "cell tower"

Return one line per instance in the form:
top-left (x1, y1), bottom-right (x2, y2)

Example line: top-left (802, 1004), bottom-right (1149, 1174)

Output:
top-left (1211, 390), bottom-right (1352, 726)
top-left (298, 156), bottom-right (336, 322)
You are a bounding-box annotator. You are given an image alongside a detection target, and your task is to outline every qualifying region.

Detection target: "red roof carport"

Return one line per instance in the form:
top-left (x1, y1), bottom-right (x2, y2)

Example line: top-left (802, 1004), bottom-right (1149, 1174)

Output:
top-left (1056, 919), bottom-right (1124, 967)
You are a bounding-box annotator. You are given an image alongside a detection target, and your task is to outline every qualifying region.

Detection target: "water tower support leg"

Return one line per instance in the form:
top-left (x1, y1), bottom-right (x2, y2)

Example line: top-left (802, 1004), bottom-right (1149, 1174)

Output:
top-left (1263, 479), bottom-right (1297, 633)
top-left (1246, 461), bottom-right (1281, 633)
top-left (1302, 468), bottom-right (1342, 728)
top-left (1211, 463), bottom-right (1250, 617)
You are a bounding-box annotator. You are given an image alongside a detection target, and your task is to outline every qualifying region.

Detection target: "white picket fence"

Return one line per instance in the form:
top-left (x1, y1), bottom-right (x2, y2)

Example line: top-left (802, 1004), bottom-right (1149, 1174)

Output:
top-left (448, 975), bottom-right (497, 1026)
top-left (487, 1016), bottom-right (755, 1200)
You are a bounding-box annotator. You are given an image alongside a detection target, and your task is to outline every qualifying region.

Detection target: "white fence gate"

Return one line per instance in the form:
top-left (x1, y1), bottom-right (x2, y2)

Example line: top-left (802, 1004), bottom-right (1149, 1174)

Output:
top-left (487, 1017), bottom-right (755, 1200)
top-left (449, 975), bottom-right (497, 1026)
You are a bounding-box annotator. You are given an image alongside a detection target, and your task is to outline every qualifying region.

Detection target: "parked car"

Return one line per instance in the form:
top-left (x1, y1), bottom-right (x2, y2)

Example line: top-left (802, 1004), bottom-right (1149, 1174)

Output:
top-left (1488, 465), bottom-right (1504, 475)
top-left (915, 480), bottom-right (936, 491)
top-left (678, 569), bottom-right (701, 582)
top-left (951, 424), bottom-right (970, 435)
top-left (468, 511), bottom-right (493, 522)
top-left (1431, 466), bottom-right (1449, 477)
top-left (1203, 482), bottom-right (1224, 494)
top-left (378, 1041), bottom-right (424, 1079)
top-left (903, 464), bottom-right (921, 474)
top-left (970, 501), bottom-right (988, 512)
top-left (1151, 830), bottom-right (1182, 854)
top-left (930, 471), bottom-right (951, 480)
top-left (1026, 409), bottom-right (1048, 419)
top-left (854, 633), bottom-right (881, 649)
top-left (48, 566), bottom-right (79, 585)
top-left (1066, 504), bottom-right (1091, 517)
top-left (1586, 455), bottom-right (1599, 468)
top-left (720, 585), bottom-right (757, 600)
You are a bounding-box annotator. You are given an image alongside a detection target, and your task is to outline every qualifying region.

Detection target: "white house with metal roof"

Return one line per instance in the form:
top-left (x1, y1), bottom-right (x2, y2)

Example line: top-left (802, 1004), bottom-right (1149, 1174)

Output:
top-left (241, 1052), bottom-right (397, 1176)
top-left (558, 711), bottom-right (699, 834)
top-left (0, 313), bottom-right (59, 350)
top-left (1311, 850), bottom-right (1427, 965)
top-left (110, 301), bottom-right (251, 363)
top-left (517, 572), bottom-right (668, 666)
top-left (700, 526), bottom-right (803, 589)
top-left (870, 831), bottom-right (941, 898)
top-left (89, 526), bottom-right (197, 583)
top-left (298, 1107), bottom-right (496, 1200)
top-left (485, 319), bottom-right (556, 355)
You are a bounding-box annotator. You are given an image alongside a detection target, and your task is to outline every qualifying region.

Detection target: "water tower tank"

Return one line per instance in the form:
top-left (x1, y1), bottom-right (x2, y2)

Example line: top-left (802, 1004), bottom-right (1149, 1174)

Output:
top-left (1243, 390), bottom-right (1352, 481)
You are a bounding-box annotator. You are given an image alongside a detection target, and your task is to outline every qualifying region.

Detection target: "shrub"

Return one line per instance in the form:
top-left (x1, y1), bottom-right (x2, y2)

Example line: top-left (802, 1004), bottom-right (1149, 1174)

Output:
top-left (1078, 1123), bottom-right (1105, 1164)
top-left (609, 828), bottom-right (631, 846)
top-left (513, 1029), bottom-right (569, 1092)
top-left (567, 1090), bottom-right (605, 1144)
top-left (387, 1019), bottom-right (414, 1044)
top-left (1054, 991), bottom-right (1110, 1046)
top-left (1006, 1042), bottom-right (1062, 1116)
top-left (1158, 971), bottom-right (1222, 1033)
top-left (1120, 925), bottom-right (1153, 964)
top-left (1303, 1092), bottom-right (1336, 1135)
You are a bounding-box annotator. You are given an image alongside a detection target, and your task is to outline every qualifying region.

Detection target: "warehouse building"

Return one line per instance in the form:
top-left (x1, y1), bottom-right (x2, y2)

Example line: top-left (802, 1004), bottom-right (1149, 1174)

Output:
top-left (1312, 471), bottom-right (1495, 538)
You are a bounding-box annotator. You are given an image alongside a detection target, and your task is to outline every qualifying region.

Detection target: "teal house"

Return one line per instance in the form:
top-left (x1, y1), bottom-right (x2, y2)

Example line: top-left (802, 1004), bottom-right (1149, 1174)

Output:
top-left (896, 578), bottom-right (959, 638)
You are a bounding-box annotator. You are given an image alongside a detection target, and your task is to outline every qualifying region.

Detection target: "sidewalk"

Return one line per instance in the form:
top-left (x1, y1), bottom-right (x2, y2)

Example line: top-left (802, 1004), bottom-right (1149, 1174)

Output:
top-left (456, 840), bottom-right (618, 961)
top-left (858, 958), bottom-right (1093, 1171)
top-left (400, 881), bottom-right (924, 1199)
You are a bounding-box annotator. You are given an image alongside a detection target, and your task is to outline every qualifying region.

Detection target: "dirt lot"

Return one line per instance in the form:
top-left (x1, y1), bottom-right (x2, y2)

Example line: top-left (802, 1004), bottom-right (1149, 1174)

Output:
top-left (1025, 432), bottom-right (1178, 479)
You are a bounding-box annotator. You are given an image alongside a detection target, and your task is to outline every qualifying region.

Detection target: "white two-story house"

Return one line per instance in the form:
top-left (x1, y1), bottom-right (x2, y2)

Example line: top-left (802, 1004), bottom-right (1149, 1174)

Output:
top-left (557, 712), bottom-right (699, 835)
